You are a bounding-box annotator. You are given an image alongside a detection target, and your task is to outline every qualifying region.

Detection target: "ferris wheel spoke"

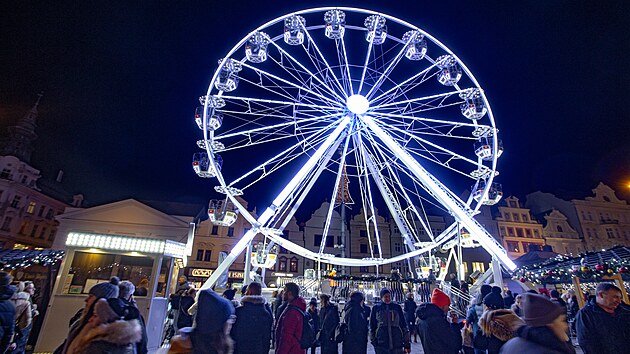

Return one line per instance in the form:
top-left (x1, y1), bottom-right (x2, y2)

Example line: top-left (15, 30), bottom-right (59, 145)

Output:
top-left (370, 63), bottom-right (439, 106)
top-left (241, 62), bottom-right (344, 108)
top-left (357, 39), bottom-right (375, 95)
top-left (371, 89), bottom-right (467, 110)
top-left (226, 118), bottom-right (343, 189)
top-left (218, 94), bottom-right (339, 112)
top-left (337, 35), bottom-right (354, 95)
top-left (214, 113), bottom-right (340, 142)
top-left (373, 112), bottom-right (486, 129)
top-left (264, 36), bottom-right (347, 102)
top-left (365, 34), bottom-right (415, 100)
top-left (298, 23), bottom-right (348, 98)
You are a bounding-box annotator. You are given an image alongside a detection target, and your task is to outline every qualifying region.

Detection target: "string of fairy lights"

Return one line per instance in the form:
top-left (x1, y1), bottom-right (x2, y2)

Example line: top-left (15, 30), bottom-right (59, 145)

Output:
top-left (0, 250), bottom-right (65, 270)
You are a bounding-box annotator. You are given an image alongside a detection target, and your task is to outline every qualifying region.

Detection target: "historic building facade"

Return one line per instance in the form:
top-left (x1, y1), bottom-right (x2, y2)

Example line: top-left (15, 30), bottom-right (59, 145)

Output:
top-left (541, 209), bottom-right (584, 255)
top-left (496, 196), bottom-right (545, 259)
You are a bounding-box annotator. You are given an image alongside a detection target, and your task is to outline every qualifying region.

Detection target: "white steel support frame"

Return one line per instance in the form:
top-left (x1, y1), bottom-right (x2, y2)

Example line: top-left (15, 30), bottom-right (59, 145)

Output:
top-left (360, 114), bottom-right (516, 271)
top-left (201, 116), bottom-right (351, 289)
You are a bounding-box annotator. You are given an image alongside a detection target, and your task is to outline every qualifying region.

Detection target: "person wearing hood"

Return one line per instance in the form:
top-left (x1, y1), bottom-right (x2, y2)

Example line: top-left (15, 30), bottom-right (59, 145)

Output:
top-left (416, 288), bottom-right (462, 354)
top-left (230, 282), bottom-right (273, 354)
top-left (0, 272), bottom-right (15, 354)
top-left (275, 282), bottom-right (307, 354)
top-left (59, 277), bottom-right (121, 354)
top-left (118, 281), bottom-right (148, 354)
top-left (318, 294), bottom-right (339, 354)
top-left (370, 288), bottom-right (409, 354)
top-left (475, 287), bottom-right (523, 354)
top-left (342, 291), bottom-right (369, 354)
top-left (503, 290), bottom-right (515, 309)
top-left (65, 297), bottom-right (142, 354)
top-left (467, 284), bottom-right (491, 354)
top-left (501, 293), bottom-right (575, 354)
top-left (403, 293), bottom-right (418, 343)
top-left (575, 282), bottom-right (630, 354)
top-left (510, 294), bottom-right (523, 317)
top-left (222, 288), bottom-right (240, 308)
top-left (9, 290), bottom-right (32, 354)
top-left (306, 298), bottom-right (319, 354)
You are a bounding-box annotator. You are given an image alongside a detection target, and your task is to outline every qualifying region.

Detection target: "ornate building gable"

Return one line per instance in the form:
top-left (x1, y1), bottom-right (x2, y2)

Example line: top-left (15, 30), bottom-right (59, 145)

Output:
top-left (543, 209), bottom-right (580, 239)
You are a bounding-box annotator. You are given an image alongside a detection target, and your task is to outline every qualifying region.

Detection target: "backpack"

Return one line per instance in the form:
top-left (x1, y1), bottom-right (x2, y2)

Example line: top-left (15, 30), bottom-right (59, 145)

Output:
top-left (288, 305), bottom-right (317, 349)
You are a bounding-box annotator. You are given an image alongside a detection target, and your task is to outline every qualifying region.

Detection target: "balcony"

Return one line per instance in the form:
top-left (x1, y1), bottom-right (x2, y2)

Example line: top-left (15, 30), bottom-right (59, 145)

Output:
top-left (600, 218), bottom-right (619, 225)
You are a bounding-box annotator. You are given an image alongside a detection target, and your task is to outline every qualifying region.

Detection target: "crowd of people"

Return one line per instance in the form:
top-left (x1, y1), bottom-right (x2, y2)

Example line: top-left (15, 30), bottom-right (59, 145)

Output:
top-left (39, 271), bottom-right (630, 354)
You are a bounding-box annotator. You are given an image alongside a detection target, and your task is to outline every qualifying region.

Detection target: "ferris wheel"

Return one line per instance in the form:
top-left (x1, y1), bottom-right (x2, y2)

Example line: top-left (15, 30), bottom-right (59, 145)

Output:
top-left (192, 7), bottom-right (516, 288)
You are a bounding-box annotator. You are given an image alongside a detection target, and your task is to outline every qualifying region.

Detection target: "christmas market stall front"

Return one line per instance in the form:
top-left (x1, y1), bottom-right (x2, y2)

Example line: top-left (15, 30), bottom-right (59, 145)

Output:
top-left (514, 245), bottom-right (630, 307)
top-left (35, 232), bottom-right (187, 353)
top-left (0, 249), bottom-right (65, 350)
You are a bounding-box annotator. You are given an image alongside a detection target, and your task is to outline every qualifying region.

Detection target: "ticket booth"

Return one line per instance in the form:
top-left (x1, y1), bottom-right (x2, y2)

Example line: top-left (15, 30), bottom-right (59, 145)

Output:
top-left (35, 232), bottom-right (187, 352)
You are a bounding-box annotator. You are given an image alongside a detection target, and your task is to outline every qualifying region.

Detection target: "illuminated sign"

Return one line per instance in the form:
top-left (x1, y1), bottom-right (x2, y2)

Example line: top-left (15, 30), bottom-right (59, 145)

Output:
top-left (189, 268), bottom-right (244, 279)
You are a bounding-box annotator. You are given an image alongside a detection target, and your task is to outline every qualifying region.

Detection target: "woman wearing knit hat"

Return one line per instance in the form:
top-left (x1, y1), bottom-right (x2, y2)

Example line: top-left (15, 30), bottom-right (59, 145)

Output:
top-left (416, 288), bottom-right (462, 354)
top-left (65, 298), bottom-right (142, 354)
top-left (472, 286), bottom-right (522, 354)
top-left (501, 293), bottom-right (575, 354)
top-left (56, 277), bottom-right (121, 354)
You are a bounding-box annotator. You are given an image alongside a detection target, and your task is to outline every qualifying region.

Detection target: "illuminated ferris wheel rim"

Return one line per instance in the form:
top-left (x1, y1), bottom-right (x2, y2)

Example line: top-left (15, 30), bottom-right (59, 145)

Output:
top-left (196, 7), bottom-right (513, 274)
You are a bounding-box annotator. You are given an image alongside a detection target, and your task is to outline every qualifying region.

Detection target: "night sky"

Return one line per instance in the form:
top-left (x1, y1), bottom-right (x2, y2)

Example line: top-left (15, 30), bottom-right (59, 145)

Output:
top-left (1, 1), bottom-right (629, 214)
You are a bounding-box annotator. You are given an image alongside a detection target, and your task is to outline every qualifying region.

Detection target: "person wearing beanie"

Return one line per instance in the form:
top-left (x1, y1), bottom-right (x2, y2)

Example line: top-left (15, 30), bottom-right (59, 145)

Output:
top-left (370, 287), bottom-right (409, 353)
top-left (118, 281), bottom-right (148, 354)
top-left (0, 272), bottom-right (15, 353)
top-left (65, 298), bottom-right (142, 354)
top-left (466, 284), bottom-right (492, 354)
top-left (416, 288), bottom-right (462, 354)
top-left (503, 290), bottom-right (515, 309)
top-left (501, 293), bottom-right (575, 354)
top-left (472, 286), bottom-right (518, 354)
top-left (403, 293), bottom-right (418, 343)
top-left (343, 291), bottom-right (369, 354)
top-left (59, 277), bottom-right (120, 354)
top-left (183, 288), bottom-right (235, 354)
top-left (575, 282), bottom-right (630, 354)
top-left (483, 287), bottom-right (505, 310)
top-left (549, 290), bottom-right (567, 311)
top-left (222, 288), bottom-right (239, 308)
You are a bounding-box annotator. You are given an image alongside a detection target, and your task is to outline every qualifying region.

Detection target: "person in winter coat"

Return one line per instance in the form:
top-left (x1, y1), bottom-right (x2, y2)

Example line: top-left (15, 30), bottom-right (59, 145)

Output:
top-left (402, 293), bottom-right (417, 343)
top-left (549, 290), bottom-right (567, 312)
top-left (467, 284), bottom-right (491, 354)
top-left (510, 294), bottom-right (523, 317)
top-left (474, 287), bottom-right (518, 354)
top-left (177, 288), bottom-right (196, 329)
top-left (275, 282), bottom-right (307, 354)
top-left (575, 282), bottom-right (630, 354)
top-left (503, 290), bottom-right (515, 309)
top-left (318, 294), bottom-right (339, 354)
top-left (416, 288), bottom-right (462, 354)
top-left (230, 282), bottom-right (273, 354)
top-left (306, 298), bottom-right (319, 354)
top-left (10, 291), bottom-right (32, 354)
top-left (65, 297), bottom-right (142, 354)
top-left (342, 291), bottom-right (369, 354)
top-left (118, 281), bottom-right (148, 354)
top-left (501, 293), bottom-right (575, 354)
top-left (370, 288), bottom-right (409, 354)
top-left (0, 272), bottom-right (15, 354)
top-left (60, 277), bottom-right (121, 354)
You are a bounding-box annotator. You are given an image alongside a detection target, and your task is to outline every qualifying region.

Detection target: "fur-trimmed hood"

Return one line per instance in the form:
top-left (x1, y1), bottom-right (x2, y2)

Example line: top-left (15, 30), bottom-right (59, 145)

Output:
top-left (73, 319), bottom-right (142, 353)
top-left (479, 309), bottom-right (524, 342)
top-left (240, 295), bottom-right (267, 305)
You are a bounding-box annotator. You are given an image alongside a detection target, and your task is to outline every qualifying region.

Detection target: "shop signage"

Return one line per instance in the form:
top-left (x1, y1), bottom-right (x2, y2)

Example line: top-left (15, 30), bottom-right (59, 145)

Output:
top-left (189, 268), bottom-right (244, 279)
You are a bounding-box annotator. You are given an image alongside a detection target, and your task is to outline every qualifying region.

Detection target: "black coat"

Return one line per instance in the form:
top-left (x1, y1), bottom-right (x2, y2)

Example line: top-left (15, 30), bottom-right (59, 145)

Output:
top-left (370, 301), bottom-right (408, 351)
top-left (575, 300), bottom-right (630, 354)
top-left (177, 295), bottom-right (195, 329)
top-left (403, 299), bottom-right (417, 325)
top-left (120, 298), bottom-right (148, 354)
top-left (500, 325), bottom-right (576, 354)
top-left (342, 301), bottom-right (369, 354)
top-left (0, 285), bottom-right (15, 353)
top-left (319, 303), bottom-right (340, 354)
top-left (503, 295), bottom-right (515, 309)
top-left (230, 295), bottom-right (273, 354)
top-left (416, 303), bottom-right (462, 354)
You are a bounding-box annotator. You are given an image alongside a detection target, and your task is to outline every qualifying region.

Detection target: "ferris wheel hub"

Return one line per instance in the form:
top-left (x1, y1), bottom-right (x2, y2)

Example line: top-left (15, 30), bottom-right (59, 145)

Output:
top-left (346, 94), bottom-right (369, 115)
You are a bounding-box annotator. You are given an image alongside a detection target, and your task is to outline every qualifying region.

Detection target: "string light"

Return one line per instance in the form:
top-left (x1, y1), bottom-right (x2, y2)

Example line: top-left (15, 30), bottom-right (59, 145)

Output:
top-left (0, 250), bottom-right (65, 270)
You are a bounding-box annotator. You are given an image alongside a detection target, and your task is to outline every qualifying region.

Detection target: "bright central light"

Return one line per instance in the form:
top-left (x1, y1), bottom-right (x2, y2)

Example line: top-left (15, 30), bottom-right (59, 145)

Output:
top-left (346, 94), bottom-right (369, 114)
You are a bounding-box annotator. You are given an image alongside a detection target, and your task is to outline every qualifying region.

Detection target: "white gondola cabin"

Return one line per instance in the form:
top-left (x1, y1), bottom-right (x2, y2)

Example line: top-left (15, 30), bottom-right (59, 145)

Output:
top-left (324, 10), bottom-right (346, 39)
top-left (436, 55), bottom-right (462, 86)
top-left (284, 16), bottom-right (306, 45)
top-left (208, 199), bottom-right (238, 226)
top-left (365, 15), bottom-right (387, 45)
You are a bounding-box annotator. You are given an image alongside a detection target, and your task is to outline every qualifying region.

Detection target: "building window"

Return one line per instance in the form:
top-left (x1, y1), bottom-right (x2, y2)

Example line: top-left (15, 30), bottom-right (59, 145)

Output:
top-left (506, 241), bottom-right (519, 253)
top-left (507, 228), bottom-right (515, 237)
top-left (0, 169), bottom-right (11, 179)
top-left (289, 258), bottom-right (298, 272)
top-left (360, 244), bottom-right (368, 254)
top-left (20, 176), bottom-right (27, 184)
top-left (512, 213), bottom-right (520, 222)
top-left (45, 209), bottom-right (54, 220)
top-left (499, 227), bottom-right (507, 236)
top-left (48, 229), bottom-right (56, 241)
top-left (373, 244), bottom-right (379, 255)
top-left (211, 225), bottom-right (218, 235)
top-left (587, 212), bottom-right (593, 221)
top-left (204, 250), bottom-right (212, 262)
top-left (521, 214), bottom-right (529, 222)
top-left (326, 236), bottom-right (334, 247)
top-left (606, 228), bottom-right (614, 238)
top-left (282, 230), bottom-right (289, 239)
top-left (227, 227), bottom-right (234, 237)
top-left (39, 227), bottom-right (47, 239)
top-left (196, 249), bottom-right (204, 261)
top-left (525, 229), bottom-right (532, 238)
top-left (10, 196), bottom-right (21, 208)
top-left (394, 243), bottom-right (401, 253)
top-left (279, 257), bottom-right (287, 271)
top-left (360, 230), bottom-right (367, 237)
top-left (504, 213), bottom-right (511, 220)
top-left (30, 225), bottom-right (38, 237)
top-left (516, 228), bottom-right (524, 237)
top-left (359, 266), bottom-right (369, 273)
top-left (556, 225), bottom-right (564, 233)
top-left (26, 201), bottom-right (36, 214)
top-left (18, 221), bottom-right (29, 235)
top-left (37, 206), bottom-right (45, 217)
top-left (337, 236), bottom-right (342, 245)
top-left (581, 211), bottom-right (587, 220)
top-left (533, 230), bottom-right (540, 237)
top-left (1, 217), bottom-right (12, 231)
top-left (314, 234), bottom-right (322, 247)
top-left (471, 262), bottom-right (485, 272)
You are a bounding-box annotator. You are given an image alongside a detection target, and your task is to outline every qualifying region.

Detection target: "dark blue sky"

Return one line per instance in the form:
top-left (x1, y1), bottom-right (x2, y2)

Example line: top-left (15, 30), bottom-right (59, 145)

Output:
top-left (1, 1), bottom-right (629, 213)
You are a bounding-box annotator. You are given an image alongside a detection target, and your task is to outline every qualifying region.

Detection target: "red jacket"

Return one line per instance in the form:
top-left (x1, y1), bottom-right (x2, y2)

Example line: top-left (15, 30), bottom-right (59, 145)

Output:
top-left (275, 296), bottom-right (307, 354)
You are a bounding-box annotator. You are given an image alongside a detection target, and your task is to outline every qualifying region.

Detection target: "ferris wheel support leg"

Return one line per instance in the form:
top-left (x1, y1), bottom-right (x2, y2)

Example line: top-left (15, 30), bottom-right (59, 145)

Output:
top-left (491, 256), bottom-right (504, 288)
top-left (360, 115), bottom-right (517, 272)
top-left (244, 241), bottom-right (253, 286)
top-left (200, 116), bottom-right (352, 290)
